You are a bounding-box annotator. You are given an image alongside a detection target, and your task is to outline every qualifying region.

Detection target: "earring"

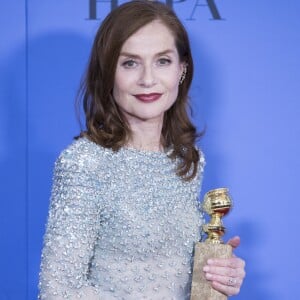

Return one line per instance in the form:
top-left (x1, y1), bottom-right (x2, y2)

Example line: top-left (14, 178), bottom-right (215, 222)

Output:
top-left (179, 66), bottom-right (187, 85)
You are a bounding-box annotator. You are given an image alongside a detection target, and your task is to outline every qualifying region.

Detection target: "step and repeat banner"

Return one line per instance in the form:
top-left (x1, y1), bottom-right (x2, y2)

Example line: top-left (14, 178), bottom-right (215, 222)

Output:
top-left (1, 1), bottom-right (299, 299)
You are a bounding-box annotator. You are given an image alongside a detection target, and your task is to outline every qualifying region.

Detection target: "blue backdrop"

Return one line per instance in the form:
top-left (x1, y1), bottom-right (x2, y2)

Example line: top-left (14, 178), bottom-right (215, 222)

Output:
top-left (1, 1), bottom-right (299, 299)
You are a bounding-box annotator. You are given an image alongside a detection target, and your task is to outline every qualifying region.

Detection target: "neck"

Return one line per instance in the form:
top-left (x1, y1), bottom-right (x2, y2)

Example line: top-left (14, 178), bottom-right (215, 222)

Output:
top-left (127, 119), bottom-right (163, 152)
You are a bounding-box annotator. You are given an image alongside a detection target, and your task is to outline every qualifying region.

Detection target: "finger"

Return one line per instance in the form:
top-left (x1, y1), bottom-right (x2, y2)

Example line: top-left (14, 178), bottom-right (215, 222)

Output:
top-left (204, 259), bottom-right (246, 278)
top-left (204, 265), bottom-right (245, 279)
top-left (207, 257), bottom-right (246, 269)
top-left (205, 272), bottom-right (241, 288)
top-left (210, 279), bottom-right (241, 297)
top-left (227, 236), bottom-right (241, 249)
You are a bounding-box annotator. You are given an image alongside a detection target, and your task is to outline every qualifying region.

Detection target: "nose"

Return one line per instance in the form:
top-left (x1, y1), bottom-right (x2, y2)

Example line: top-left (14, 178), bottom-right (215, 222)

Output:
top-left (138, 64), bottom-right (156, 87)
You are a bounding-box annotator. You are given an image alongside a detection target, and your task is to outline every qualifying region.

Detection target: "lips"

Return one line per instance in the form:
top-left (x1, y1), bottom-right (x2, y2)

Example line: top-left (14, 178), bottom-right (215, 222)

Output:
top-left (134, 93), bottom-right (162, 102)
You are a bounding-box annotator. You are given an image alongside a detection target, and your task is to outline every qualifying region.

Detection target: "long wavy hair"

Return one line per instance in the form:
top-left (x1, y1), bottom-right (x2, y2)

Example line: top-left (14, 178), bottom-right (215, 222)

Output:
top-left (77, 0), bottom-right (202, 180)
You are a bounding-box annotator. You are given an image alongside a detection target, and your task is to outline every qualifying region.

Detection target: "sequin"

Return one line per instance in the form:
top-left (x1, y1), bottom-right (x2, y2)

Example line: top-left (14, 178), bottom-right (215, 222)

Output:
top-left (39, 138), bottom-right (205, 299)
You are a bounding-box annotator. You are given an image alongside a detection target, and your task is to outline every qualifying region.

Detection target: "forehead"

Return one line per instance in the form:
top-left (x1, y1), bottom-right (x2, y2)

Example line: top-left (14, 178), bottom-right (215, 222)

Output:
top-left (121, 20), bottom-right (177, 54)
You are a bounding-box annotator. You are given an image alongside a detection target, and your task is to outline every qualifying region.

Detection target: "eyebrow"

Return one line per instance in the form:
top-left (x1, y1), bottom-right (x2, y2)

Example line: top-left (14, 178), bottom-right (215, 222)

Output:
top-left (119, 49), bottom-right (176, 58)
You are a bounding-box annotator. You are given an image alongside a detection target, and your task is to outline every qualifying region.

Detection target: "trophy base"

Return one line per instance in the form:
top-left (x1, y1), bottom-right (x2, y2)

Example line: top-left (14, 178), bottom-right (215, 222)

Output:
top-left (190, 242), bottom-right (232, 300)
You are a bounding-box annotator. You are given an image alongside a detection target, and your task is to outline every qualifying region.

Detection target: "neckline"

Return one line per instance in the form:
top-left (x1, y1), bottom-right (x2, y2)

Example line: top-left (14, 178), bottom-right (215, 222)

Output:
top-left (122, 145), bottom-right (173, 157)
top-left (81, 137), bottom-right (173, 157)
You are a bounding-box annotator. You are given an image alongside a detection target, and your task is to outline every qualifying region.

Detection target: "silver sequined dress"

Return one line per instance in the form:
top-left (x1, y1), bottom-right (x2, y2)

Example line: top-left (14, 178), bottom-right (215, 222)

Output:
top-left (39, 138), bottom-right (205, 299)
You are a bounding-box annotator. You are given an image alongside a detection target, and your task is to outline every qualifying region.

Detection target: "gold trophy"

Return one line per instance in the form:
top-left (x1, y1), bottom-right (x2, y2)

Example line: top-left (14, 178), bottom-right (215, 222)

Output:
top-left (191, 188), bottom-right (232, 300)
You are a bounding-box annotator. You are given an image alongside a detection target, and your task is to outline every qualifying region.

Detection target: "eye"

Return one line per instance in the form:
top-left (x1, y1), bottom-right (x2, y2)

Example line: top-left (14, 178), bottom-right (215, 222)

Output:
top-left (122, 59), bottom-right (138, 69)
top-left (157, 58), bottom-right (172, 66)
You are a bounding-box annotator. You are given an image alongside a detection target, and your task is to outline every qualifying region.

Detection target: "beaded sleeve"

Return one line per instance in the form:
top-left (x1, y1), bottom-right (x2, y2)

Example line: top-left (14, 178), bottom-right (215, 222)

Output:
top-left (38, 149), bottom-right (102, 299)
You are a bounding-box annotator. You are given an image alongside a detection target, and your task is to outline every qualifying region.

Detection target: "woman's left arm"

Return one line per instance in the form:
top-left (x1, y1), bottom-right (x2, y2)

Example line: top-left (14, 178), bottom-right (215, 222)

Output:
top-left (203, 236), bottom-right (246, 296)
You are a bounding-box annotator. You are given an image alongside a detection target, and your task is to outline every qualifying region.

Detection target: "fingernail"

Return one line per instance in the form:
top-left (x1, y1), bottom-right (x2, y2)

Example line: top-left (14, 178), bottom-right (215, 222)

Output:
top-left (205, 273), bottom-right (212, 279)
top-left (207, 259), bottom-right (213, 265)
top-left (203, 266), bottom-right (209, 272)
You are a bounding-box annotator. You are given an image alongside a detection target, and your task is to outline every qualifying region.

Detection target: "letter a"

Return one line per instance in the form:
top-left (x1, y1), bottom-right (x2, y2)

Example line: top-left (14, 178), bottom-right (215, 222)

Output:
top-left (188, 0), bottom-right (223, 20)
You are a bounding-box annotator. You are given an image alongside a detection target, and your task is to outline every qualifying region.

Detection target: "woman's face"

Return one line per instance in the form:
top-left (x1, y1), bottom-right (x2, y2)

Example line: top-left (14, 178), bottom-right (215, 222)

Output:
top-left (113, 20), bottom-right (184, 128)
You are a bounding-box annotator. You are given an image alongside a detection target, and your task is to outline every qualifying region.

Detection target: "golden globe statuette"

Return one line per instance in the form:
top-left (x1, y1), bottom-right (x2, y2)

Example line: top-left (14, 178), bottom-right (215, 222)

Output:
top-left (191, 188), bottom-right (232, 300)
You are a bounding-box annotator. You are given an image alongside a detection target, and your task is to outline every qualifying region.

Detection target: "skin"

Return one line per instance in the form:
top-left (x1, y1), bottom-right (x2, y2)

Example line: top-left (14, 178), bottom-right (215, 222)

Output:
top-left (113, 20), bottom-right (246, 296)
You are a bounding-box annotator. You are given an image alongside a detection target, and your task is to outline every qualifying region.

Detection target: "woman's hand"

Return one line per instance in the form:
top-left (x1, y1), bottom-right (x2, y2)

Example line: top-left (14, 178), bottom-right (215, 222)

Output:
top-left (203, 236), bottom-right (246, 296)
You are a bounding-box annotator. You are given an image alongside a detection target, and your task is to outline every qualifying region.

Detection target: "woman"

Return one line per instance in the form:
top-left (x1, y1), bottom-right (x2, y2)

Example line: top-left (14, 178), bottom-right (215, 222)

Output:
top-left (39, 1), bottom-right (245, 299)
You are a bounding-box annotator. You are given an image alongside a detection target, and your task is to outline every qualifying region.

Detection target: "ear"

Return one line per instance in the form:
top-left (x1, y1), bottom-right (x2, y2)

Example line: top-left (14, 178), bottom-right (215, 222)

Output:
top-left (179, 61), bottom-right (187, 73)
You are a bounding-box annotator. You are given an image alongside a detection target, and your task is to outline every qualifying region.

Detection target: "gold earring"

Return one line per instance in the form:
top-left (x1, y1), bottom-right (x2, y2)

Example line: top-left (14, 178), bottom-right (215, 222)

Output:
top-left (179, 66), bottom-right (187, 85)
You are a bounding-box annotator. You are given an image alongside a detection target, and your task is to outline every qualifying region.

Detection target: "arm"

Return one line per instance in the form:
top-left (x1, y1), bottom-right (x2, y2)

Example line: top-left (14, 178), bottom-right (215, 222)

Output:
top-left (39, 152), bottom-right (102, 299)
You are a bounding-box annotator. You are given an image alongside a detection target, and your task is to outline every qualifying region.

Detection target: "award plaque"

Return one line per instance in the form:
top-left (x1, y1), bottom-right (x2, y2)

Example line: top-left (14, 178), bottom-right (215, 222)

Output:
top-left (190, 188), bottom-right (232, 300)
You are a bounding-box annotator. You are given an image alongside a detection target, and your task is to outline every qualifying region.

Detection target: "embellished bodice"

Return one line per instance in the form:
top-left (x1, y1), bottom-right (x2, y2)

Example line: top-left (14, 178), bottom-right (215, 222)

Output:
top-left (39, 138), bottom-right (205, 299)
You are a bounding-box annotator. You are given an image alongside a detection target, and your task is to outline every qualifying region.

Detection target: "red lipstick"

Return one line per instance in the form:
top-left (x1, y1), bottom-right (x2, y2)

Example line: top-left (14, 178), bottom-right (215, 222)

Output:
top-left (134, 93), bottom-right (162, 102)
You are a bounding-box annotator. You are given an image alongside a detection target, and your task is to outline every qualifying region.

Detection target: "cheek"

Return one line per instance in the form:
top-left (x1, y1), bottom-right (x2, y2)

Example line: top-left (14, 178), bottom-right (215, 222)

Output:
top-left (163, 67), bottom-right (182, 90)
top-left (166, 76), bottom-right (180, 97)
top-left (112, 83), bottom-right (120, 99)
top-left (164, 84), bottom-right (179, 110)
top-left (113, 75), bottom-right (126, 102)
top-left (112, 75), bottom-right (134, 109)
top-left (113, 72), bottom-right (134, 96)
top-left (167, 80), bottom-right (181, 107)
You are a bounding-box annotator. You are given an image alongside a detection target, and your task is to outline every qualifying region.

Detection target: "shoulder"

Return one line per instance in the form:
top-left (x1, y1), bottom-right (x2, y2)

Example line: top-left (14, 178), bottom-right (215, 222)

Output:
top-left (196, 146), bottom-right (206, 171)
top-left (54, 137), bottom-right (111, 174)
top-left (189, 146), bottom-right (205, 185)
top-left (51, 138), bottom-right (113, 190)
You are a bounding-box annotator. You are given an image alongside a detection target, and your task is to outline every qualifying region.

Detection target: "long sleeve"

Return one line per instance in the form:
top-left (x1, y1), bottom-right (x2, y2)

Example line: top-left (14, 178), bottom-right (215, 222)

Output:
top-left (39, 150), bottom-right (102, 299)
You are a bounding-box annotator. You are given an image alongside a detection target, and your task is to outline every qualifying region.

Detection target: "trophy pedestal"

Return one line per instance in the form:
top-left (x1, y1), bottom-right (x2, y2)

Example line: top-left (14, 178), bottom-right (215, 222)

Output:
top-left (190, 242), bottom-right (232, 300)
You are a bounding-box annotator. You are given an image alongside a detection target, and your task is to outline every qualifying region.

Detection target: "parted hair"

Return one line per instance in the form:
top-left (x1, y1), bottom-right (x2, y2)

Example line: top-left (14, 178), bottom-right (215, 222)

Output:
top-left (77, 0), bottom-right (202, 180)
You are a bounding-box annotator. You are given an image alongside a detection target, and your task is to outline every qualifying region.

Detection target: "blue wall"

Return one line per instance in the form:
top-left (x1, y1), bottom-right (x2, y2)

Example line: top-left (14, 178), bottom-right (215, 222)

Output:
top-left (1, 1), bottom-right (299, 299)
